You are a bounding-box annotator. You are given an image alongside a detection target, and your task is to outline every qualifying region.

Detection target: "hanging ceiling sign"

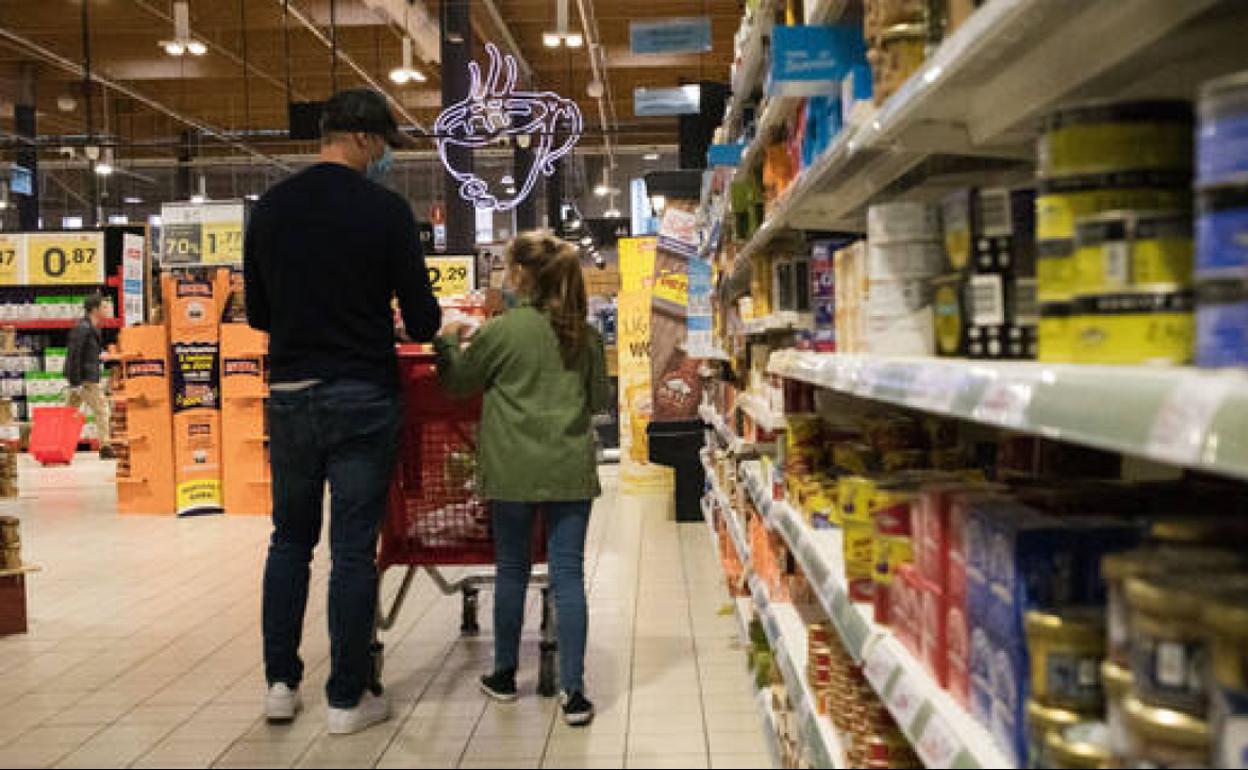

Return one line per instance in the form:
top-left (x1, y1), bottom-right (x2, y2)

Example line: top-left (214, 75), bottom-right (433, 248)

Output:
top-left (630, 17), bottom-right (713, 55)
top-left (634, 85), bottom-right (702, 117)
top-left (435, 44), bottom-right (583, 213)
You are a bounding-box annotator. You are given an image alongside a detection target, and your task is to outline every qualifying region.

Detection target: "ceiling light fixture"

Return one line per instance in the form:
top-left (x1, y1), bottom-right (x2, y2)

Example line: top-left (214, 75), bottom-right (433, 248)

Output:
top-left (160, 1), bottom-right (207, 57)
top-left (644, 152), bottom-right (661, 161)
top-left (123, 196), bottom-right (143, 205)
top-left (389, 37), bottom-right (426, 85)
top-left (543, 0), bottom-right (584, 49)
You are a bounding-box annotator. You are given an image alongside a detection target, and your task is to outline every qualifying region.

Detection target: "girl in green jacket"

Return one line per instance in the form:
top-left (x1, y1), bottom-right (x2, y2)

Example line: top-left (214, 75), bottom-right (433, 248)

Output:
top-left (436, 232), bottom-right (609, 727)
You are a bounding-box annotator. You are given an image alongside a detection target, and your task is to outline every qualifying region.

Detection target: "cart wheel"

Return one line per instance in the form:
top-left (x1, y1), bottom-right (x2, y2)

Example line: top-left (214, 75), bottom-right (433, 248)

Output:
top-left (537, 640), bottom-right (559, 698)
top-left (539, 588), bottom-right (551, 632)
top-left (461, 587), bottom-right (480, 636)
top-left (369, 640), bottom-right (385, 696)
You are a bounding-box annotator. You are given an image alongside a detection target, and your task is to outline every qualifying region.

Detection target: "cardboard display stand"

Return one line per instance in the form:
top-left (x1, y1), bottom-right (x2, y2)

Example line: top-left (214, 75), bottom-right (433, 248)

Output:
top-left (220, 324), bottom-right (270, 516)
top-left (114, 324), bottom-right (177, 515)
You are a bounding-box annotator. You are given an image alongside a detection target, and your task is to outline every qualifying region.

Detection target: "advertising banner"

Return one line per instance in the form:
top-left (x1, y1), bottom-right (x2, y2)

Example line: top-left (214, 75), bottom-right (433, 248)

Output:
top-left (617, 237), bottom-right (670, 489)
top-left (171, 340), bottom-right (223, 516)
top-left (650, 203), bottom-right (703, 424)
top-left (122, 233), bottom-right (145, 326)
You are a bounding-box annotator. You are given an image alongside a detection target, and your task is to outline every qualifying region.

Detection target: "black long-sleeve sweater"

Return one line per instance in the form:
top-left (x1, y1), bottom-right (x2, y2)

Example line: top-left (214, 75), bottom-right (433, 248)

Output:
top-left (244, 163), bottom-right (441, 388)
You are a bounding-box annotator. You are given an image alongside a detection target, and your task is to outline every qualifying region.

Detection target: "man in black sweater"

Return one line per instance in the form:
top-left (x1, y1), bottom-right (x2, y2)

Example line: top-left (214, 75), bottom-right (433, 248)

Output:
top-left (244, 88), bottom-right (440, 735)
top-left (65, 293), bottom-right (112, 459)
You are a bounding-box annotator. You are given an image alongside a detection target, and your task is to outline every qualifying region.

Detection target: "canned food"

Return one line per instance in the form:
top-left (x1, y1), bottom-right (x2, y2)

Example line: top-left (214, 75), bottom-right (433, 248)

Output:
top-left (870, 24), bottom-right (929, 105)
top-left (809, 623), bottom-right (831, 646)
top-left (1102, 661), bottom-right (1133, 760)
top-left (1039, 301), bottom-right (1076, 362)
top-left (1122, 694), bottom-right (1211, 768)
top-left (1045, 721), bottom-right (1114, 770)
top-left (1027, 699), bottom-right (1082, 769)
top-left (1071, 288), bottom-right (1194, 365)
top-left (1102, 548), bottom-right (1241, 667)
top-left (1042, 100), bottom-right (1194, 178)
top-left (1196, 278), bottom-right (1248, 368)
top-left (0, 516), bottom-right (17, 545)
top-left (1197, 180), bottom-right (1248, 279)
top-left (1199, 70), bottom-right (1248, 185)
top-left (1039, 239), bottom-right (1078, 301)
top-left (1202, 592), bottom-right (1248, 770)
top-left (1074, 210), bottom-right (1193, 293)
top-left (1126, 572), bottom-right (1248, 716)
top-left (1025, 608), bottom-right (1107, 711)
top-left (1037, 171), bottom-right (1192, 243)
top-left (1, 544), bottom-right (19, 570)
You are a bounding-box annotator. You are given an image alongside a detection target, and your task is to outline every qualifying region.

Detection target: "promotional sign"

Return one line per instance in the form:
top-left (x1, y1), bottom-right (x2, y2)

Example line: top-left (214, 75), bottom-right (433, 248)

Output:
top-left (160, 200), bottom-right (246, 266)
top-left (769, 24), bottom-right (867, 97)
top-left (617, 237), bottom-right (670, 489)
top-left (688, 258), bottom-right (714, 351)
top-left (122, 233), bottom-right (145, 326)
top-left (0, 233), bottom-right (26, 286)
top-left (115, 325), bottom-right (176, 516)
top-left (634, 85), bottom-right (702, 117)
top-left (630, 17), bottom-right (713, 55)
top-left (25, 231), bottom-right (105, 285)
top-left (435, 43), bottom-right (583, 212)
top-left (171, 340), bottom-right (223, 516)
top-left (426, 255), bottom-right (476, 299)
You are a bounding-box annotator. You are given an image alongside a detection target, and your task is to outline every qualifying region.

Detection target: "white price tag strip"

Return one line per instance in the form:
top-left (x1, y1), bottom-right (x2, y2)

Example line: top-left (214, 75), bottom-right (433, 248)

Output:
top-left (917, 711), bottom-right (961, 768)
top-left (909, 364), bottom-right (967, 414)
top-left (973, 376), bottom-right (1034, 429)
top-left (886, 670), bottom-right (925, 731)
top-left (1147, 376), bottom-right (1237, 466)
top-left (863, 642), bottom-right (896, 692)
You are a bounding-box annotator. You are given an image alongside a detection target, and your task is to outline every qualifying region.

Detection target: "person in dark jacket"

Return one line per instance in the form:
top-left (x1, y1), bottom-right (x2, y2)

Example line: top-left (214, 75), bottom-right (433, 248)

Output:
top-left (64, 293), bottom-right (112, 459)
top-left (244, 88), bottom-right (441, 736)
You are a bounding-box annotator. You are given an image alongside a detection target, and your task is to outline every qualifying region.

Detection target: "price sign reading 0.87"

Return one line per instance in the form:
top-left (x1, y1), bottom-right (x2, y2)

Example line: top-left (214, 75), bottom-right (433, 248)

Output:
top-left (426, 257), bottom-right (475, 299)
top-left (26, 233), bottom-right (105, 285)
top-left (0, 235), bottom-right (26, 286)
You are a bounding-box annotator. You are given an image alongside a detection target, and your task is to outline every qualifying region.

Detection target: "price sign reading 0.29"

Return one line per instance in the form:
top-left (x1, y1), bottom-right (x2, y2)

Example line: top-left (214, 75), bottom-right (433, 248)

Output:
top-left (426, 256), bottom-right (475, 299)
top-left (26, 232), bottom-right (105, 285)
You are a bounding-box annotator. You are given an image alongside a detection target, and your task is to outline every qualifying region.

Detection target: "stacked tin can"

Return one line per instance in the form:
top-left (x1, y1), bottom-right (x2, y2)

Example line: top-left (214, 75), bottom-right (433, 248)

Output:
top-left (1035, 100), bottom-right (1195, 363)
top-left (939, 188), bottom-right (1039, 359)
top-left (856, 202), bottom-right (946, 356)
top-left (0, 516), bottom-right (19, 570)
top-left (808, 623), bottom-right (920, 768)
top-left (1196, 71), bottom-right (1248, 367)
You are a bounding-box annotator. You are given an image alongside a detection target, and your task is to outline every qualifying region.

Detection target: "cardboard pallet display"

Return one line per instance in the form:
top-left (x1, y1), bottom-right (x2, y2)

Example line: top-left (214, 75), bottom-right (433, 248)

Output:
top-left (114, 324), bottom-right (176, 515)
top-left (220, 324), bottom-right (270, 516)
top-left (163, 271), bottom-right (230, 516)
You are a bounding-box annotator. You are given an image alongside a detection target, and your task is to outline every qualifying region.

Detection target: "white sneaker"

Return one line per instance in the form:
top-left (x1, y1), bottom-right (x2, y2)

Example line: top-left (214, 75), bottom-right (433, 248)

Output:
top-left (327, 690), bottom-right (391, 735)
top-left (264, 683), bottom-right (302, 723)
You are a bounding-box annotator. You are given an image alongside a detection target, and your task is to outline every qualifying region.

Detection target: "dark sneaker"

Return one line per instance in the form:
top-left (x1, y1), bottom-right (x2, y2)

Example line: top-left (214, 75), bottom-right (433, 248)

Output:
top-left (560, 691), bottom-right (594, 727)
top-left (479, 670), bottom-right (518, 702)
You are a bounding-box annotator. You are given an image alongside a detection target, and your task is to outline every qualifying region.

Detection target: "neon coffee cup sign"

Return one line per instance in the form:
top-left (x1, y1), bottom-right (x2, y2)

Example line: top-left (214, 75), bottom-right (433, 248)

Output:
top-left (435, 43), bottom-right (584, 212)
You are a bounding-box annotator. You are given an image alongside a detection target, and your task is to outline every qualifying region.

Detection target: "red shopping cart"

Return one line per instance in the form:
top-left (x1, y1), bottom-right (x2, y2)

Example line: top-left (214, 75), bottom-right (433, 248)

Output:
top-left (372, 347), bottom-right (558, 696)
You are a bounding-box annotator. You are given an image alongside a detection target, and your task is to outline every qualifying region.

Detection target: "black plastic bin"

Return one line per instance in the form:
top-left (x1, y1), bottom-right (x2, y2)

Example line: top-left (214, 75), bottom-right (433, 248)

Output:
top-left (646, 420), bottom-right (706, 523)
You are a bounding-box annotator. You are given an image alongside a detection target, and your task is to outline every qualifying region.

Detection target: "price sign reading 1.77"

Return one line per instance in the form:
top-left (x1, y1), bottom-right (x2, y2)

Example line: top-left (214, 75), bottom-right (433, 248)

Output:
top-left (26, 232), bottom-right (105, 285)
top-left (426, 256), bottom-right (476, 299)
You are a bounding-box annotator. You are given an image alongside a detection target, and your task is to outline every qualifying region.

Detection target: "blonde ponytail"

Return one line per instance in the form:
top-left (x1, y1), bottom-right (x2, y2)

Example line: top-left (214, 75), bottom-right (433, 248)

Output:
top-left (507, 232), bottom-right (590, 367)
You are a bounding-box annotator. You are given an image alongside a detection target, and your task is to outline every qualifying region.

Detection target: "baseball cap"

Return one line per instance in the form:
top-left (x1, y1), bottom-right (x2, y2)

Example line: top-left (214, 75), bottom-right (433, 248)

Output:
top-left (320, 88), bottom-right (412, 148)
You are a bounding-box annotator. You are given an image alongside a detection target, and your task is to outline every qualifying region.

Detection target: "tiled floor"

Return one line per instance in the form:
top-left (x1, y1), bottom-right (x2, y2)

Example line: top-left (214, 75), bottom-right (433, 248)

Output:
top-left (0, 457), bottom-right (770, 769)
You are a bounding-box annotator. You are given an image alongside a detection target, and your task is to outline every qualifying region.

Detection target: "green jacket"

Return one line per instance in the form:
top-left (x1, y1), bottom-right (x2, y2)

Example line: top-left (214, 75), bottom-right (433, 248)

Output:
top-left (434, 305), bottom-right (609, 502)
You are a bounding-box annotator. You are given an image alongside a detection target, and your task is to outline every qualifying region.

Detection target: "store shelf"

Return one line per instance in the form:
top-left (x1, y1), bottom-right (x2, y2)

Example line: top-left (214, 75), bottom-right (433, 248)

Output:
top-left (729, 0), bottom-right (1233, 275)
top-left (728, 597), bottom-right (786, 769)
top-left (724, 0), bottom-right (775, 136)
top-left (769, 350), bottom-right (1248, 482)
top-left (699, 403), bottom-right (757, 455)
top-left (702, 449), bottom-right (751, 565)
top-left (742, 311), bottom-right (810, 337)
top-left (1, 319), bottom-right (124, 330)
top-left (739, 394), bottom-right (787, 434)
top-left (734, 96), bottom-right (803, 186)
top-left (0, 564), bottom-right (40, 578)
top-left (749, 575), bottom-right (846, 769)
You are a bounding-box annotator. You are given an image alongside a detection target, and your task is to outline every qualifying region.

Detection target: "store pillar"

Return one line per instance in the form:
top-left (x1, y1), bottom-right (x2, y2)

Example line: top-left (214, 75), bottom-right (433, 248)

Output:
top-left (441, 0), bottom-right (474, 253)
top-left (15, 64), bottom-right (38, 231)
top-left (175, 130), bottom-right (194, 202)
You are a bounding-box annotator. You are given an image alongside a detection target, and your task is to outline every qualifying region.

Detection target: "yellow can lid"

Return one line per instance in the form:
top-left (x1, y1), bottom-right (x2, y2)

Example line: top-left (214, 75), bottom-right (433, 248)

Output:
top-left (1122, 695), bottom-right (1209, 746)
top-left (1045, 722), bottom-right (1113, 769)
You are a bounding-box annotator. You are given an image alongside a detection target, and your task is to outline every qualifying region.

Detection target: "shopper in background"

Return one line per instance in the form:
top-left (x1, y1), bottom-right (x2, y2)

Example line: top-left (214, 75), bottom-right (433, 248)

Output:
top-left (244, 88), bottom-right (441, 735)
top-left (64, 293), bottom-right (113, 460)
top-left (436, 232), bottom-right (608, 727)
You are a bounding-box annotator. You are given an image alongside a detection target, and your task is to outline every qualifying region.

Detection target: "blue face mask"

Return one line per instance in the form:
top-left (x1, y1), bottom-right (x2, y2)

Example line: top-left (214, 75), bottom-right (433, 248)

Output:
top-left (366, 145), bottom-right (394, 183)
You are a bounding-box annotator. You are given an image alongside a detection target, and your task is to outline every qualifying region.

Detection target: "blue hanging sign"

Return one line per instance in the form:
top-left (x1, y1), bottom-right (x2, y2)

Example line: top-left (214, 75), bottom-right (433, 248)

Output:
top-left (769, 25), bottom-right (867, 97)
top-left (707, 143), bottom-right (744, 168)
top-left (630, 17), bottom-right (713, 55)
top-left (634, 86), bottom-right (702, 117)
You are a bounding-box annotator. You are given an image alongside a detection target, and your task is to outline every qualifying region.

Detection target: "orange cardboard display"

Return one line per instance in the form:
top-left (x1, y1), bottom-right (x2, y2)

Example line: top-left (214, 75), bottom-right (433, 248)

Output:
top-left (163, 272), bottom-right (228, 516)
top-left (114, 324), bottom-right (176, 515)
top-left (220, 324), bottom-right (270, 516)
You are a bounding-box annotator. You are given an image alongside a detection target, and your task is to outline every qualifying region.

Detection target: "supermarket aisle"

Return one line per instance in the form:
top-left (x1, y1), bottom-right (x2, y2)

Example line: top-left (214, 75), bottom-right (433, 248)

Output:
top-left (0, 457), bottom-right (770, 769)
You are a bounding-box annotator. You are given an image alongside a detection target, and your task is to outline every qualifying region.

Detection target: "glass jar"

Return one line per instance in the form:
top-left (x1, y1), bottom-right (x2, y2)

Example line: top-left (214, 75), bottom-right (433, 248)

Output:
top-left (1026, 607), bottom-right (1107, 711)
top-left (1123, 694), bottom-right (1211, 768)
top-left (1203, 593), bottom-right (1248, 769)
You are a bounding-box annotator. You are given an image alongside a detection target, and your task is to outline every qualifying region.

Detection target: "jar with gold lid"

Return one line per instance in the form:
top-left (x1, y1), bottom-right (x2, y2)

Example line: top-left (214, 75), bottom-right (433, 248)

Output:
top-left (1045, 721), bottom-right (1114, 770)
top-left (1202, 592), bottom-right (1248, 769)
top-left (1101, 660), bottom-right (1133, 760)
top-left (1122, 695), bottom-right (1210, 768)
top-left (1025, 608), bottom-right (1107, 712)
top-left (1027, 699), bottom-right (1083, 769)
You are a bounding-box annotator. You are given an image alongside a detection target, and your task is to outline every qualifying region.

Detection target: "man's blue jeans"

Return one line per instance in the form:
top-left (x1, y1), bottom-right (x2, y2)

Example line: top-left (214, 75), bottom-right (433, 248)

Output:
top-left (262, 379), bottom-right (401, 709)
top-left (492, 500), bottom-right (592, 694)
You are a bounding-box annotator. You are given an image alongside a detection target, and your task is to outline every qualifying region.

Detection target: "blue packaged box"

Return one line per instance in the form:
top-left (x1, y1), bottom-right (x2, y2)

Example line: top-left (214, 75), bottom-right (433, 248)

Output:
top-left (986, 504), bottom-right (1076, 638)
top-left (969, 624), bottom-right (994, 728)
top-left (1066, 516), bottom-right (1141, 604)
top-left (965, 500), bottom-right (994, 631)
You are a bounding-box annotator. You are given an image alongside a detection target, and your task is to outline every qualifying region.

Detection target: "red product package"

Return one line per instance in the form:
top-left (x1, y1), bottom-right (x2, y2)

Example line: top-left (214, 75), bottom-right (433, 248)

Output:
top-left (916, 485), bottom-right (959, 592)
top-left (893, 563), bottom-right (922, 653)
top-left (946, 602), bottom-right (970, 707)
top-left (872, 500), bottom-right (915, 626)
top-left (920, 578), bottom-right (949, 688)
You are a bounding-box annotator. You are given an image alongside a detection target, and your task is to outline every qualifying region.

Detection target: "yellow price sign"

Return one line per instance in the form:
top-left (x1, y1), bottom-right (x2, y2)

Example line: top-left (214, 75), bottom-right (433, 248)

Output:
top-left (426, 256), bottom-right (475, 299)
top-left (202, 222), bottom-right (244, 265)
top-left (26, 232), bottom-right (105, 286)
top-left (0, 234), bottom-right (27, 286)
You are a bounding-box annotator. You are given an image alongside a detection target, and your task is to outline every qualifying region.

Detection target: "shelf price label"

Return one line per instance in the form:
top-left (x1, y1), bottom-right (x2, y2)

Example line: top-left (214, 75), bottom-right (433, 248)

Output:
top-left (0, 234), bottom-right (27, 286)
top-left (1147, 376), bottom-right (1237, 466)
top-left (160, 200), bottom-right (246, 266)
top-left (26, 232), bottom-right (105, 285)
top-left (917, 712), bottom-right (961, 769)
top-left (202, 222), bottom-right (244, 265)
top-left (426, 255), bottom-right (475, 299)
top-left (973, 376), bottom-right (1033, 429)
